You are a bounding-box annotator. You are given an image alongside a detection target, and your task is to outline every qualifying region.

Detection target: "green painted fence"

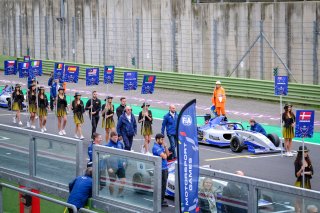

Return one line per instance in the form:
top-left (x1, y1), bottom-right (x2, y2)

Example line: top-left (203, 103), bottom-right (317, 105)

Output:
top-left (1, 56), bottom-right (318, 107)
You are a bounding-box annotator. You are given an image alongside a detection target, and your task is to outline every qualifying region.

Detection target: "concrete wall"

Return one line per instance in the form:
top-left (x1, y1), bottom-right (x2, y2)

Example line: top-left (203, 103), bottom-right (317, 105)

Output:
top-left (0, 0), bottom-right (319, 84)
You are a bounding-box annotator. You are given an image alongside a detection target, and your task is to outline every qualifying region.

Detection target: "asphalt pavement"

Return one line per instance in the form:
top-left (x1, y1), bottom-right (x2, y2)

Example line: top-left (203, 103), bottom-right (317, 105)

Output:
top-left (0, 73), bottom-right (319, 212)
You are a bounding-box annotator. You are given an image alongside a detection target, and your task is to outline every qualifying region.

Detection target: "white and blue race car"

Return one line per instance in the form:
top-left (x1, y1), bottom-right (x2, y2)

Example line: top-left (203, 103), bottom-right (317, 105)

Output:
top-left (0, 85), bottom-right (26, 109)
top-left (197, 116), bottom-right (282, 154)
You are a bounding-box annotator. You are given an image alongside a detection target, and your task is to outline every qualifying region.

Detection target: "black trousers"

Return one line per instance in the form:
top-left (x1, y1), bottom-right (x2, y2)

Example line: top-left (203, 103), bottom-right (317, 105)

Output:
top-left (91, 115), bottom-right (100, 138)
top-left (161, 169), bottom-right (168, 203)
top-left (50, 95), bottom-right (54, 111)
top-left (123, 135), bottom-right (134, 151)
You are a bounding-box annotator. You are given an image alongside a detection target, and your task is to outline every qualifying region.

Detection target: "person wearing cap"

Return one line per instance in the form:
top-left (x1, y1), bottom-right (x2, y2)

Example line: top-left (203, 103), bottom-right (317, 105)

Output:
top-left (211, 81), bottom-right (226, 117)
top-left (27, 83), bottom-right (37, 129)
top-left (101, 96), bottom-right (115, 142)
top-left (138, 103), bottom-right (153, 154)
top-left (282, 104), bottom-right (296, 157)
top-left (38, 86), bottom-right (49, 133)
top-left (116, 106), bottom-right (137, 151)
top-left (56, 87), bottom-right (68, 136)
top-left (249, 118), bottom-right (267, 136)
top-left (85, 91), bottom-right (102, 139)
top-left (294, 146), bottom-right (313, 189)
top-left (71, 92), bottom-right (85, 139)
top-left (12, 84), bottom-right (24, 125)
top-left (152, 133), bottom-right (170, 207)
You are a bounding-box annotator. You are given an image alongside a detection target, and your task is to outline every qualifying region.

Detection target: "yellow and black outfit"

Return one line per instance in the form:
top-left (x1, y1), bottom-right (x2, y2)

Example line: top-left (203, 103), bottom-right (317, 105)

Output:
top-left (56, 95), bottom-right (67, 117)
top-left (102, 104), bottom-right (115, 129)
top-left (38, 94), bottom-right (49, 116)
top-left (72, 100), bottom-right (85, 125)
top-left (282, 112), bottom-right (295, 139)
top-left (12, 91), bottom-right (24, 111)
top-left (294, 160), bottom-right (313, 189)
top-left (28, 90), bottom-right (37, 113)
top-left (138, 110), bottom-right (153, 136)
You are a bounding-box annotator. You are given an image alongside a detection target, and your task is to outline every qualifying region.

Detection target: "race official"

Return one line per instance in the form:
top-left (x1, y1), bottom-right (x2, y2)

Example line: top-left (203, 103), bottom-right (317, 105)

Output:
top-left (249, 118), bottom-right (267, 136)
top-left (211, 81), bottom-right (226, 117)
top-left (117, 106), bottom-right (137, 151)
top-left (49, 79), bottom-right (60, 111)
top-left (67, 167), bottom-right (93, 212)
top-left (85, 91), bottom-right (101, 138)
top-left (152, 133), bottom-right (170, 207)
top-left (161, 105), bottom-right (178, 160)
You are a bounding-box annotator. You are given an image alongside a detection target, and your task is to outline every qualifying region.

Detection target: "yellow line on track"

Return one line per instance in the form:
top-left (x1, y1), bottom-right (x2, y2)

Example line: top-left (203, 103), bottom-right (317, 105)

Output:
top-left (205, 155), bottom-right (251, 161)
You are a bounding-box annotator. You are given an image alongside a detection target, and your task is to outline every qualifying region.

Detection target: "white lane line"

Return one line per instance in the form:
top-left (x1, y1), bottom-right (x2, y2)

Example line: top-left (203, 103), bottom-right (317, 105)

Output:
top-left (0, 136), bottom-right (10, 141)
top-left (248, 154), bottom-right (282, 159)
top-left (199, 147), bottom-right (236, 156)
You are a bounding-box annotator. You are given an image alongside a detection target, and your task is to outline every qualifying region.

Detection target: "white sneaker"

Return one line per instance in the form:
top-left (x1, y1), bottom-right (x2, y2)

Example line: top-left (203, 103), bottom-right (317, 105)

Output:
top-left (74, 134), bottom-right (79, 139)
top-left (146, 152), bottom-right (152, 156)
top-left (18, 121), bottom-right (23, 125)
top-left (13, 117), bottom-right (16, 124)
top-left (27, 121), bottom-right (30, 128)
top-left (43, 126), bottom-right (47, 132)
top-left (62, 130), bottom-right (66, 135)
top-left (58, 131), bottom-right (63, 136)
top-left (80, 135), bottom-right (85, 140)
top-left (289, 152), bottom-right (294, 157)
top-left (41, 128), bottom-right (44, 133)
top-left (31, 125), bottom-right (36, 129)
top-left (35, 115), bottom-right (38, 120)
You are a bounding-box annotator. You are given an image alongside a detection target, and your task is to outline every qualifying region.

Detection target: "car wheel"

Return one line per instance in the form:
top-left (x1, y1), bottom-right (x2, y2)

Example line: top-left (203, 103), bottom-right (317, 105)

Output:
top-left (7, 99), bottom-right (11, 111)
top-left (230, 136), bottom-right (244, 153)
top-left (267, 133), bottom-right (280, 147)
top-left (197, 128), bottom-right (203, 142)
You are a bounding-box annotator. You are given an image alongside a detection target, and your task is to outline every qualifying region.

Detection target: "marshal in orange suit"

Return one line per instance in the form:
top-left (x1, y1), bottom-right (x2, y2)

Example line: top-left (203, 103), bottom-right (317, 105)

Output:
top-left (211, 81), bottom-right (226, 116)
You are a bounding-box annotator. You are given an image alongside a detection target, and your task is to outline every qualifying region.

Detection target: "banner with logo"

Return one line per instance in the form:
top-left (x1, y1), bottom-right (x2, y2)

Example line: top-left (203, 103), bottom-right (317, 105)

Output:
top-left (64, 65), bottom-right (79, 83)
top-left (24, 55), bottom-right (30, 62)
top-left (274, 76), bottom-right (288, 96)
top-left (4, 60), bottom-right (17, 75)
top-left (141, 75), bottom-right (156, 94)
top-left (54, 62), bottom-right (64, 80)
top-left (295, 110), bottom-right (315, 138)
top-left (30, 60), bottom-right (42, 77)
top-left (18, 61), bottom-right (30, 78)
top-left (104, 66), bottom-right (115, 84)
top-left (86, 67), bottom-right (100, 86)
top-left (123, 71), bottom-right (138, 90)
top-left (177, 99), bottom-right (199, 213)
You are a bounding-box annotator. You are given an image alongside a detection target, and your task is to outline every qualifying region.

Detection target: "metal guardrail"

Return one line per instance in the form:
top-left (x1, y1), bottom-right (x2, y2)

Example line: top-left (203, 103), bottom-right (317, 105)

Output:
top-left (0, 182), bottom-right (78, 212)
top-left (9, 56), bottom-right (320, 107)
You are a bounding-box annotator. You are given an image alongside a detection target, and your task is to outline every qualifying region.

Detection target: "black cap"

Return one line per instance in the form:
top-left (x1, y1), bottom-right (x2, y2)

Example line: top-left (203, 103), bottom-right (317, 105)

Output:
top-left (15, 84), bottom-right (21, 88)
top-left (74, 92), bottom-right (81, 97)
top-left (87, 161), bottom-right (93, 168)
top-left (141, 103), bottom-right (150, 108)
top-left (298, 145), bottom-right (309, 152)
top-left (155, 133), bottom-right (165, 140)
top-left (104, 96), bottom-right (113, 101)
top-left (39, 86), bottom-right (45, 90)
top-left (284, 103), bottom-right (293, 110)
top-left (58, 87), bottom-right (65, 91)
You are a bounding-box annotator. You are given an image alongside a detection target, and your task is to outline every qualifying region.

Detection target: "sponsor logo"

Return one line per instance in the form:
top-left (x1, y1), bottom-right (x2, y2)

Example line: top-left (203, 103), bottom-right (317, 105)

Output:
top-left (182, 115), bottom-right (192, 126)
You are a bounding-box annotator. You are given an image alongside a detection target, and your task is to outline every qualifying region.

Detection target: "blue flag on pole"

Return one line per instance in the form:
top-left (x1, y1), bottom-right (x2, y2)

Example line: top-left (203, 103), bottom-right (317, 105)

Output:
top-left (123, 72), bottom-right (138, 90)
top-left (54, 62), bottom-right (64, 80)
top-left (30, 60), bottom-right (43, 77)
top-left (295, 110), bottom-right (315, 138)
top-left (274, 76), bottom-right (288, 96)
top-left (141, 75), bottom-right (156, 94)
top-left (64, 65), bottom-right (79, 83)
top-left (86, 67), bottom-right (100, 86)
top-left (104, 66), bottom-right (115, 84)
top-left (18, 62), bottom-right (30, 78)
top-left (4, 60), bottom-right (17, 75)
top-left (24, 56), bottom-right (30, 62)
top-left (177, 99), bottom-right (199, 213)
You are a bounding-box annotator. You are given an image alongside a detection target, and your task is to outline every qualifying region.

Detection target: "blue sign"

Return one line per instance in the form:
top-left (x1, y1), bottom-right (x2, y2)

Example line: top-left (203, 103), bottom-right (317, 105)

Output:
top-left (54, 62), bottom-right (64, 80)
top-left (64, 65), bottom-right (79, 83)
top-left (177, 99), bottom-right (199, 213)
top-left (123, 72), bottom-right (138, 90)
top-left (141, 75), bottom-right (156, 94)
top-left (18, 62), bottom-right (30, 78)
top-left (274, 76), bottom-right (288, 96)
top-left (86, 67), bottom-right (100, 86)
top-left (30, 60), bottom-right (42, 77)
top-left (104, 66), bottom-right (115, 84)
top-left (295, 110), bottom-right (315, 138)
top-left (24, 55), bottom-right (30, 62)
top-left (4, 60), bottom-right (17, 75)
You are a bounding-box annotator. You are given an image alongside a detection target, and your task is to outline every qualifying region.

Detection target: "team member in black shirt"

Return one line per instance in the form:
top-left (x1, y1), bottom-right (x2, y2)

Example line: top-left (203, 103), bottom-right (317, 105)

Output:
top-left (85, 91), bottom-right (101, 139)
top-left (116, 97), bottom-right (126, 120)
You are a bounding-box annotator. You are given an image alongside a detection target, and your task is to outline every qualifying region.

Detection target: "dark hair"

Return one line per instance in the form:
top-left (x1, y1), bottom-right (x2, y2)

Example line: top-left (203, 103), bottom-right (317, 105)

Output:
top-left (155, 133), bottom-right (165, 140)
top-left (85, 167), bottom-right (93, 177)
top-left (92, 91), bottom-right (97, 94)
top-left (110, 131), bottom-right (118, 138)
top-left (92, 133), bottom-right (101, 140)
top-left (294, 151), bottom-right (312, 168)
top-left (120, 97), bottom-right (126, 101)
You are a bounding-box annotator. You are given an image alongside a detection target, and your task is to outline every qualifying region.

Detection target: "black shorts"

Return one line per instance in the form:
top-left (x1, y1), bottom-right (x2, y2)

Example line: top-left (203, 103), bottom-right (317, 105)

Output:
top-left (108, 168), bottom-right (126, 182)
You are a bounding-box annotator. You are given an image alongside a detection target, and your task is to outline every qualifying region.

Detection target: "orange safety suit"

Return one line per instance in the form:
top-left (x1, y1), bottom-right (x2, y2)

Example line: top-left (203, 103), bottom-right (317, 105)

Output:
top-left (211, 87), bottom-right (226, 116)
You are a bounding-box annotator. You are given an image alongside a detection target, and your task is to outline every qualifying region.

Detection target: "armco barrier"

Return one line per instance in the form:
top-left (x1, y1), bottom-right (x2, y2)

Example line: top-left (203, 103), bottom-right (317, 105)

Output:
top-left (10, 56), bottom-right (320, 107)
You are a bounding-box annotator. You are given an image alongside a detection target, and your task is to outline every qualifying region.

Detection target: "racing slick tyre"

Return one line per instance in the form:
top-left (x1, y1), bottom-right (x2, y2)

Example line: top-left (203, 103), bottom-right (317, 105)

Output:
top-left (267, 133), bottom-right (280, 147)
top-left (132, 172), bottom-right (152, 194)
top-left (230, 136), bottom-right (244, 153)
top-left (197, 128), bottom-right (204, 143)
top-left (6, 98), bottom-right (11, 111)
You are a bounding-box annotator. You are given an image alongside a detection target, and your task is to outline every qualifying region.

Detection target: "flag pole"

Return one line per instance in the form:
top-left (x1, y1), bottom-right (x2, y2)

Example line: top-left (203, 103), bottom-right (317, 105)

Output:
top-left (105, 84), bottom-right (109, 130)
top-left (302, 137), bottom-right (305, 189)
top-left (280, 95), bottom-right (284, 157)
top-left (26, 78), bottom-right (31, 127)
top-left (35, 76), bottom-right (39, 128)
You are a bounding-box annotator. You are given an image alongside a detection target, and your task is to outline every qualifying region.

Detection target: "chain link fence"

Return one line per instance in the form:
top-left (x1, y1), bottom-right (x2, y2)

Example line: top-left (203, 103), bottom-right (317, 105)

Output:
top-left (0, 16), bottom-right (319, 84)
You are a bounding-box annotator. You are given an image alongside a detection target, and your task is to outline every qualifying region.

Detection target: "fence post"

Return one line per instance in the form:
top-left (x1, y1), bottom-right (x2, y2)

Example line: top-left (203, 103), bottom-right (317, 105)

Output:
top-left (171, 18), bottom-right (177, 72)
top-left (213, 20), bottom-right (218, 76)
top-left (260, 20), bottom-right (264, 80)
top-left (136, 18), bottom-right (140, 69)
top-left (72, 16), bottom-right (76, 62)
top-left (45, 16), bottom-right (49, 60)
top-left (313, 21), bottom-right (319, 85)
